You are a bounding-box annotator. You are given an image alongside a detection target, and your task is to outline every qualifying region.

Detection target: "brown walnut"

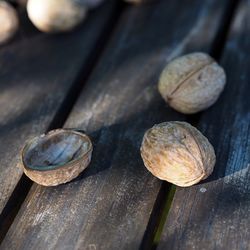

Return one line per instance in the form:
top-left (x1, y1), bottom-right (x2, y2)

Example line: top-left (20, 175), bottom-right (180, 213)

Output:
top-left (140, 121), bottom-right (216, 187)
top-left (158, 52), bottom-right (226, 114)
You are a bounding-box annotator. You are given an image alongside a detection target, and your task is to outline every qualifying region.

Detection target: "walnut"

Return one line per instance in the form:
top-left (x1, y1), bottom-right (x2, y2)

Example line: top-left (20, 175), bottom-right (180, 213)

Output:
top-left (140, 121), bottom-right (215, 187)
top-left (27, 0), bottom-right (87, 33)
top-left (158, 52), bottom-right (226, 114)
top-left (0, 1), bottom-right (19, 45)
top-left (21, 129), bottom-right (93, 186)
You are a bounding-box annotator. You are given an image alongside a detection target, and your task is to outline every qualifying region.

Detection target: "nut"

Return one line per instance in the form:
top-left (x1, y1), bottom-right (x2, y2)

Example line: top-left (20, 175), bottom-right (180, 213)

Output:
top-left (21, 129), bottom-right (93, 186)
top-left (158, 52), bottom-right (226, 114)
top-left (27, 0), bottom-right (87, 33)
top-left (124, 0), bottom-right (154, 4)
top-left (140, 121), bottom-right (215, 187)
top-left (0, 1), bottom-right (19, 45)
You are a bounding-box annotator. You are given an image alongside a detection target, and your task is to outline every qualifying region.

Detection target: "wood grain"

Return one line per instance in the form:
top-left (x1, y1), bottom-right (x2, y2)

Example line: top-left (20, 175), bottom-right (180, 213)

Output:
top-left (158, 1), bottom-right (250, 249)
top-left (0, 1), bottom-right (116, 216)
top-left (1, 0), bottom-right (228, 249)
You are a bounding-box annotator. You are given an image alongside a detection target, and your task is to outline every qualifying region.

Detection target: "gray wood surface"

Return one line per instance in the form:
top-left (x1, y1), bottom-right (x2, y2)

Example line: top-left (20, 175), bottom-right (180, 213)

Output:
top-left (158, 1), bottom-right (250, 249)
top-left (0, 0), bottom-right (229, 249)
top-left (0, 1), bottom-right (116, 217)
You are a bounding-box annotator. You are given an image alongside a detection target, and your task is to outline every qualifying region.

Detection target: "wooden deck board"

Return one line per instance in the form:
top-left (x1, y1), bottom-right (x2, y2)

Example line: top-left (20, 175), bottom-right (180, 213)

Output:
top-left (0, 1), bottom-right (116, 219)
top-left (158, 1), bottom-right (250, 249)
top-left (0, 0), bottom-right (229, 249)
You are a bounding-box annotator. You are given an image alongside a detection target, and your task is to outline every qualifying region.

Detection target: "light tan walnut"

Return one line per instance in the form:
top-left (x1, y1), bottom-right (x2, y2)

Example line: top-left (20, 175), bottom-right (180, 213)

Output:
top-left (140, 121), bottom-right (216, 187)
top-left (158, 52), bottom-right (226, 114)
top-left (0, 1), bottom-right (19, 45)
top-left (27, 0), bottom-right (87, 33)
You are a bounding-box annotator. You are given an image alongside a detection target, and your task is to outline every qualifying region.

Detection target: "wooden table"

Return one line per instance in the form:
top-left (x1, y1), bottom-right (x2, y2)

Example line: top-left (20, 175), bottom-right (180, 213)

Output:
top-left (0, 0), bottom-right (249, 249)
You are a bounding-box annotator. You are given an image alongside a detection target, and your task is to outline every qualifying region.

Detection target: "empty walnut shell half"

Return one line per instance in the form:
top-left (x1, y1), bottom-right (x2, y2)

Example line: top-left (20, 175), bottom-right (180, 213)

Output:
top-left (158, 52), bottom-right (226, 114)
top-left (21, 129), bottom-right (93, 186)
top-left (140, 121), bottom-right (216, 187)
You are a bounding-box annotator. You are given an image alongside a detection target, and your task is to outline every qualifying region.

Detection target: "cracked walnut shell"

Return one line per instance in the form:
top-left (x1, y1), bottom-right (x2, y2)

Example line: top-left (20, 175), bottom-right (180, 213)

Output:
top-left (140, 121), bottom-right (215, 187)
top-left (158, 52), bottom-right (226, 114)
top-left (21, 129), bottom-right (93, 186)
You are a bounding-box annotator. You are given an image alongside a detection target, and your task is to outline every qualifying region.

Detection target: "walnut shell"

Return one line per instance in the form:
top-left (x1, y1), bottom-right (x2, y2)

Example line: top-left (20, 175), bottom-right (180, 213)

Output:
top-left (140, 121), bottom-right (215, 187)
top-left (0, 1), bottom-right (19, 45)
top-left (158, 52), bottom-right (226, 114)
top-left (27, 0), bottom-right (87, 33)
top-left (21, 129), bottom-right (93, 186)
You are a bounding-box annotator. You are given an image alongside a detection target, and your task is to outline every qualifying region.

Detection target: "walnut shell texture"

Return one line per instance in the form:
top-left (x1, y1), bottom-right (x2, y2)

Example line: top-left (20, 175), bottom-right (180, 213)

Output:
top-left (22, 129), bottom-right (93, 186)
top-left (158, 52), bottom-right (226, 114)
top-left (140, 121), bottom-right (216, 187)
top-left (0, 1), bottom-right (19, 45)
top-left (27, 0), bottom-right (87, 33)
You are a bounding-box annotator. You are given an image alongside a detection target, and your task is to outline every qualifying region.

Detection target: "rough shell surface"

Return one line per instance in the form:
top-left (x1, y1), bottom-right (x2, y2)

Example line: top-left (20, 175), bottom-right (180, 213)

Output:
top-left (0, 1), bottom-right (19, 44)
top-left (27, 0), bottom-right (87, 33)
top-left (158, 52), bottom-right (226, 114)
top-left (140, 121), bottom-right (216, 187)
top-left (22, 129), bottom-right (93, 186)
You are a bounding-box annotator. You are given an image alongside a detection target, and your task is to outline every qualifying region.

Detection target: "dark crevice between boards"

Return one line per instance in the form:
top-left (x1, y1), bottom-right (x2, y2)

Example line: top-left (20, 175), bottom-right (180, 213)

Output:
top-left (140, 0), bottom-right (240, 249)
top-left (0, 175), bottom-right (32, 243)
top-left (0, 1), bottom-right (126, 244)
top-left (140, 182), bottom-right (176, 250)
top-left (209, 0), bottom-right (240, 60)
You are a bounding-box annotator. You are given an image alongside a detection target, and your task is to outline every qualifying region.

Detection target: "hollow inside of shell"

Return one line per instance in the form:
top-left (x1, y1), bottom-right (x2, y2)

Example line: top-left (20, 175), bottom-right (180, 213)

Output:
top-left (23, 131), bottom-right (91, 170)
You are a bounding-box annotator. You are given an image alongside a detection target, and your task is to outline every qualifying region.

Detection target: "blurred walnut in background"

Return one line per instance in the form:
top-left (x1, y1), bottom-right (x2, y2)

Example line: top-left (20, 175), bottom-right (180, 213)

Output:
top-left (27, 0), bottom-right (88, 32)
top-left (0, 1), bottom-right (19, 45)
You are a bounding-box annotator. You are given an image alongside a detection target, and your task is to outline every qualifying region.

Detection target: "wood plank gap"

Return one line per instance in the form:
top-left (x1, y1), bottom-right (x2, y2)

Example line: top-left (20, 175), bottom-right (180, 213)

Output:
top-left (209, 0), bottom-right (240, 60)
top-left (140, 1), bottom-right (241, 249)
top-left (140, 183), bottom-right (176, 250)
top-left (0, 176), bottom-right (32, 243)
top-left (0, 1), bottom-right (126, 244)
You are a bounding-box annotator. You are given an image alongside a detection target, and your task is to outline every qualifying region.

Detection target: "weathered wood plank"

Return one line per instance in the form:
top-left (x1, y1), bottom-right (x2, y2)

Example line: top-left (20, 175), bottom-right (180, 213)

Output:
top-left (1, 0), bottom-right (228, 249)
top-left (158, 1), bottom-right (250, 249)
top-left (0, 1), bottom-right (116, 217)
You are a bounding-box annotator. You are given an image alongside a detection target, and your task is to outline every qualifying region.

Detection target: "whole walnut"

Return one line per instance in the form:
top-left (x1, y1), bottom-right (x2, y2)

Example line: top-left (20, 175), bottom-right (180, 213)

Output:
top-left (27, 0), bottom-right (87, 33)
top-left (158, 52), bottom-right (226, 114)
top-left (140, 121), bottom-right (215, 187)
top-left (0, 1), bottom-right (19, 45)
